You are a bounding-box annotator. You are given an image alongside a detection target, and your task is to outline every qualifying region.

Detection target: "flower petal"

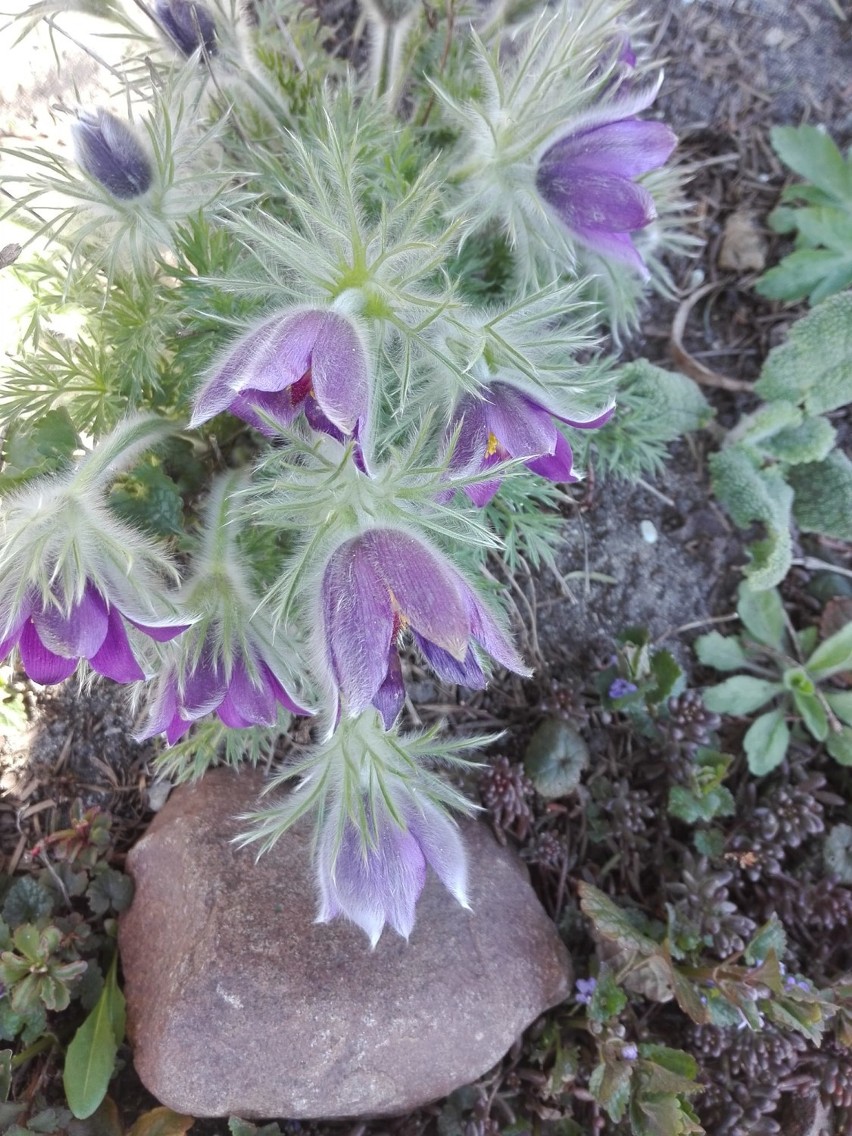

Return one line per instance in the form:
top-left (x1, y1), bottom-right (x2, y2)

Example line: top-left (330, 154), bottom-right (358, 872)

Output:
top-left (485, 385), bottom-right (557, 460)
top-left (18, 621), bottom-right (78, 685)
top-left (403, 798), bottom-right (469, 908)
top-left (321, 539), bottom-right (395, 715)
top-left (463, 478), bottom-right (502, 508)
top-left (363, 530), bottom-right (470, 660)
top-left (247, 310), bottom-right (322, 393)
top-left (539, 169), bottom-right (657, 237)
top-left (372, 648), bottom-right (406, 729)
top-left (525, 430), bottom-right (577, 482)
top-left (89, 606), bottom-right (146, 682)
top-left (217, 655), bottom-right (278, 728)
top-left (181, 654), bottom-right (228, 720)
top-left (228, 389), bottom-right (299, 437)
top-left (413, 633), bottom-right (486, 689)
top-left (126, 617), bottom-right (192, 643)
top-left (190, 319), bottom-right (282, 427)
top-left (261, 662), bottom-right (311, 717)
top-left (33, 584), bottom-right (109, 659)
top-left (464, 589), bottom-right (531, 677)
top-left (310, 313), bottom-right (369, 436)
top-left (135, 675), bottom-right (180, 741)
top-left (542, 119), bottom-right (677, 180)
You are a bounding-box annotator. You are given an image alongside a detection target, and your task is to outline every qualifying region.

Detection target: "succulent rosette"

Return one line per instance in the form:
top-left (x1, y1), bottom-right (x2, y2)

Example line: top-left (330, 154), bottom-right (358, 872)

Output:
top-left (320, 527), bottom-right (529, 727)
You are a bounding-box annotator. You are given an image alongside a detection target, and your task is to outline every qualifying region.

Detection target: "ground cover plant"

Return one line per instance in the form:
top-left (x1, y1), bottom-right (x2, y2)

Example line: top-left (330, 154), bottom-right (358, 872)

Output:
top-left (0, 0), bottom-right (851, 1131)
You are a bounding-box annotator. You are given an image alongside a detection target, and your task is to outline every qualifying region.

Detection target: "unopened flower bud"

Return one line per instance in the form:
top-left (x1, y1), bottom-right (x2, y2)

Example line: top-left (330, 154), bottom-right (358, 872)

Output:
top-left (156, 0), bottom-right (217, 57)
top-left (72, 110), bottom-right (153, 200)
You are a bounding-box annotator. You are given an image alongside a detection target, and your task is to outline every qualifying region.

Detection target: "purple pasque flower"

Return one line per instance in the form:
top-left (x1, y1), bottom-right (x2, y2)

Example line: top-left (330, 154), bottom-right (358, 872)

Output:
top-left (190, 309), bottom-right (370, 448)
top-left (72, 110), bottom-right (153, 201)
top-left (137, 640), bottom-right (309, 744)
top-left (156, 0), bottom-right (217, 56)
top-left (317, 791), bottom-right (468, 945)
top-left (321, 527), bottom-right (529, 727)
top-left (445, 383), bottom-right (613, 506)
top-left (0, 582), bottom-right (186, 686)
top-left (536, 94), bottom-right (677, 277)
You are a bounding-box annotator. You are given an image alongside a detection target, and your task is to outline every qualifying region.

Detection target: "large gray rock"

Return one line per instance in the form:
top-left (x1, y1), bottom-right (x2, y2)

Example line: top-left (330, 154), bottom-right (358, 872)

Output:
top-left (119, 768), bottom-right (571, 1119)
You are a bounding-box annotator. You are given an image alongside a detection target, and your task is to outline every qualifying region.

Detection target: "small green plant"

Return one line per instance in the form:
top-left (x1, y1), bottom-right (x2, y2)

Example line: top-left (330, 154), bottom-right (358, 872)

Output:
top-left (756, 124), bottom-right (852, 304)
top-left (696, 583), bottom-right (852, 772)
top-left (596, 627), bottom-right (687, 733)
top-left (709, 290), bottom-right (852, 590)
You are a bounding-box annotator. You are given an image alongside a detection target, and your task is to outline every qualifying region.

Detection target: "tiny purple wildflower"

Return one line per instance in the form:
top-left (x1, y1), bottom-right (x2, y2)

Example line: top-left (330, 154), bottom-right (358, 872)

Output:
top-left (621, 1043), bottom-right (639, 1061)
top-left (156, 0), bottom-right (217, 56)
top-left (316, 792), bottom-right (469, 945)
top-left (320, 527), bottom-right (529, 727)
top-left (0, 582), bottom-right (187, 686)
top-left (191, 308), bottom-right (371, 450)
top-left (72, 110), bottom-right (153, 201)
top-left (608, 678), bottom-right (638, 700)
top-left (444, 383), bottom-right (613, 506)
top-left (536, 90), bottom-right (677, 277)
top-left (137, 642), bottom-right (309, 744)
top-left (575, 976), bottom-right (597, 1004)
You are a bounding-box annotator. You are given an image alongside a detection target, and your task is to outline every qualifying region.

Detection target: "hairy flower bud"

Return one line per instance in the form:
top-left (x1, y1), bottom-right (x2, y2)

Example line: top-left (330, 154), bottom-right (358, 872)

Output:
top-left (156, 0), bottom-right (217, 56)
top-left (72, 110), bottom-right (153, 200)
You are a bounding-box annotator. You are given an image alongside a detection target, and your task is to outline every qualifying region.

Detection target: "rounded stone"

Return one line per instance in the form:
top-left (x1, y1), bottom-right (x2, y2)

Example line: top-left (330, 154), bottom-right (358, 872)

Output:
top-left (119, 768), bottom-right (572, 1119)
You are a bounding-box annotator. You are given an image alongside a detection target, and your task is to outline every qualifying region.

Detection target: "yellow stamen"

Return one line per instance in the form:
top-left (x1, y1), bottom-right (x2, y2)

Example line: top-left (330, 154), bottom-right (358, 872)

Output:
top-left (485, 432), bottom-right (500, 457)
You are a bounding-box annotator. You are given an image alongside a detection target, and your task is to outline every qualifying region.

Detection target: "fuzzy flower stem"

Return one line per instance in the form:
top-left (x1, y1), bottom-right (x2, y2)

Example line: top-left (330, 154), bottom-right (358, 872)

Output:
top-left (197, 468), bottom-right (245, 569)
top-left (71, 415), bottom-right (176, 496)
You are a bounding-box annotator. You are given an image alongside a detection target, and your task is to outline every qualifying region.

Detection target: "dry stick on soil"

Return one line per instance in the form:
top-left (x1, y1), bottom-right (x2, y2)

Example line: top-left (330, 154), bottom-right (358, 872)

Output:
top-left (671, 281), bottom-right (753, 393)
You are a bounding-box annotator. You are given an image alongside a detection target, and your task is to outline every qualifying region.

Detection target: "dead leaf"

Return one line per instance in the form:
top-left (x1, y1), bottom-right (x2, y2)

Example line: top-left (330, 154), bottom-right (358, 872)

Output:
top-left (718, 211), bottom-right (767, 273)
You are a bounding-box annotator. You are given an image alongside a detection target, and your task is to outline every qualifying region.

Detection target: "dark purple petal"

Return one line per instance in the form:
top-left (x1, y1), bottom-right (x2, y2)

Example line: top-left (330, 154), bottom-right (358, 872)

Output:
top-left (88, 606), bottom-right (146, 682)
top-left (166, 712), bottom-right (193, 744)
top-left (126, 617), bottom-right (191, 643)
top-left (414, 633), bottom-right (486, 689)
top-left (372, 648), bottom-right (405, 729)
top-left (72, 110), bottom-right (152, 200)
top-left (463, 477), bottom-right (502, 507)
top-left (541, 119), bottom-right (677, 180)
top-left (135, 675), bottom-right (189, 742)
top-left (33, 584), bottom-right (109, 659)
top-left (464, 590), bottom-right (531, 677)
top-left (569, 228), bottom-right (650, 275)
top-left (362, 530), bottom-right (469, 660)
top-left (321, 539), bottom-right (395, 715)
top-left (525, 430), bottom-right (577, 482)
top-left (0, 601), bottom-right (31, 661)
top-left (190, 319), bottom-right (282, 426)
top-left (310, 313), bottom-right (369, 436)
top-left (540, 169), bottom-right (657, 235)
top-left (556, 405), bottom-right (615, 429)
top-left (445, 396), bottom-right (490, 474)
top-left (181, 655), bottom-right (228, 720)
top-left (156, 0), bottom-right (217, 56)
top-left (217, 656), bottom-right (278, 728)
top-left (18, 622), bottom-right (78, 685)
top-left (228, 389), bottom-right (300, 437)
top-left (487, 385), bottom-right (557, 460)
top-left (247, 311), bottom-right (323, 393)
top-left (261, 663), bottom-right (310, 717)
top-left (303, 396), bottom-right (345, 443)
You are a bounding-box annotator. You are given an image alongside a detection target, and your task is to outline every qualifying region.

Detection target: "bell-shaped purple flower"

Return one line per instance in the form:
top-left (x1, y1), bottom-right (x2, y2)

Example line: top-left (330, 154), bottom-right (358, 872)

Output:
top-left (445, 383), bottom-right (613, 506)
top-left (156, 0), bottom-right (218, 56)
top-left (72, 110), bottom-right (153, 201)
top-left (0, 583), bottom-right (187, 686)
top-left (536, 96), bottom-right (677, 276)
top-left (137, 642), bottom-right (309, 744)
top-left (191, 309), bottom-right (371, 449)
top-left (321, 527), bottom-right (529, 727)
top-left (316, 791), bottom-right (468, 945)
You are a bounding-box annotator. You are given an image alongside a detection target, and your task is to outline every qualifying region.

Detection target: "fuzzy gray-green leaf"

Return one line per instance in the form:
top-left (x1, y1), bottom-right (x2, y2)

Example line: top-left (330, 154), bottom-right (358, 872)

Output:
top-left (744, 709), bottom-right (790, 775)
top-left (694, 631), bottom-right (748, 672)
top-left (702, 676), bottom-right (781, 716)
top-left (789, 450), bottom-right (852, 541)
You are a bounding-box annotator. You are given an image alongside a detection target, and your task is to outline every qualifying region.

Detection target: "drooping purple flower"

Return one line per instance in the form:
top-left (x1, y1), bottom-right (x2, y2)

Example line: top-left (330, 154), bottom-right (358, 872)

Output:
top-left (444, 383), bottom-right (613, 506)
top-left (320, 527), bottom-right (530, 727)
top-left (316, 791), bottom-right (468, 945)
top-left (191, 309), bottom-right (371, 450)
top-left (72, 110), bottom-right (153, 201)
top-left (0, 582), bottom-right (187, 686)
top-left (536, 92), bottom-right (677, 276)
top-left (136, 642), bottom-right (309, 744)
top-left (156, 0), bottom-right (218, 56)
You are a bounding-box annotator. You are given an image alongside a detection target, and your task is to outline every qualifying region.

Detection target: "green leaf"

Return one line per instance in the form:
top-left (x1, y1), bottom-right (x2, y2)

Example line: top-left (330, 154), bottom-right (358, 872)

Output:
top-left (588, 971), bottom-right (627, 1022)
top-left (668, 784), bottom-right (735, 825)
top-left (755, 292), bottom-right (852, 416)
top-left (0, 1050), bottom-right (10, 1103)
top-left (126, 1108), bottom-right (194, 1136)
top-left (755, 250), bottom-right (852, 304)
top-left (806, 619), bottom-right (852, 678)
top-left (110, 462), bottom-right (185, 538)
top-left (791, 688), bottom-right (829, 741)
top-left (577, 883), bottom-right (660, 956)
top-left (744, 916), bottom-right (787, 965)
top-left (702, 676), bottom-right (781, 716)
top-left (589, 1059), bottom-right (632, 1123)
top-left (63, 955), bottom-right (125, 1119)
top-left (694, 632), bottom-right (748, 672)
top-left (0, 409), bottom-right (79, 493)
top-left (524, 719), bottom-right (589, 799)
top-left (2, 877), bottom-right (54, 928)
top-left (744, 709), bottom-right (790, 775)
top-left (827, 726), bottom-right (852, 765)
top-left (762, 415), bottom-right (837, 465)
top-left (736, 582), bottom-right (787, 651)
top-left (826, 690), bottom-right (852, 726)
top-left (86, 867), bottom-right (134, 918)
top-left (710, 449), bottom-right (794, 590)
top-left (648, 650), bottom-right (686, 703)
top-left (790, 450), bottom-right (852, 542)
top-left (769, 124), bottom-right (852, 200)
